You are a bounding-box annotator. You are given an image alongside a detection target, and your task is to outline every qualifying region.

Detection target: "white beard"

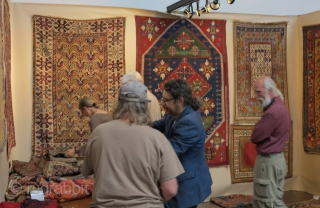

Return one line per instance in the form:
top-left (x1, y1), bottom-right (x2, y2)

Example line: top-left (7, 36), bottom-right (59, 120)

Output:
top-left (258, 94), bottom-right (272, 108)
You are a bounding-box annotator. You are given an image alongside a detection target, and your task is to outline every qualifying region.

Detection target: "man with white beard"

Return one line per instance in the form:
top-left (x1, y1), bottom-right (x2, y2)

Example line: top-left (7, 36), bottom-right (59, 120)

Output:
top-left (251, 76), bottom-right (291, 208)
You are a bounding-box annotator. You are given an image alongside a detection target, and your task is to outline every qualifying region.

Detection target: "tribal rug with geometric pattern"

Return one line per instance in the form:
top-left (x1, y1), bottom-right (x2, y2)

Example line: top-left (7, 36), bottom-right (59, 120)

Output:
top-left (233, 21), bottom-right (289, 124)
top-left (135, 16), bottom-right (229, 167)
top-left (230, 124), bottom-right (293, 184)
top-left (32, 16), bottom-right (125, 156)
top-left (303, 24), bottom-right (320, 154)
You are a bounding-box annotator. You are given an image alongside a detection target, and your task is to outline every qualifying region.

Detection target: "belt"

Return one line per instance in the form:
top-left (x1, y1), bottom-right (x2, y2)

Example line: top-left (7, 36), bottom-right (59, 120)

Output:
top-left (259, 152), bottom-right (283, 157)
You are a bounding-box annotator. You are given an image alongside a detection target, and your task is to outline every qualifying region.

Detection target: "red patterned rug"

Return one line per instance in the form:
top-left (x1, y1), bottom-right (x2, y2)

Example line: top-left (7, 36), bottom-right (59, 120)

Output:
top-left (210, 192), bottom-right (319, 208)
top-left (0, 0), bottom-right (15, 157)
top-left (210, 194), bottom-right (253, 208)
top-left (135, 16), bottom-right (229, 167)
top-left (233, 21), bottom-right (288, 124)
top-left (287, 199), bottom-right (320, 208)
top-left (32, 16), bottom-right (125, 156)
top-left (230, 124), bottom-right (293, 183)
top-left (303, 24), bottom-right (320, 154)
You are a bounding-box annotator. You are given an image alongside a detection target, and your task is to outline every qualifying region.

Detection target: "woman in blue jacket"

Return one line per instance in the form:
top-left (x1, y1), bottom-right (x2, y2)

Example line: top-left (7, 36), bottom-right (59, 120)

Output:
top-left (153, 78), bottom-right (212, 208)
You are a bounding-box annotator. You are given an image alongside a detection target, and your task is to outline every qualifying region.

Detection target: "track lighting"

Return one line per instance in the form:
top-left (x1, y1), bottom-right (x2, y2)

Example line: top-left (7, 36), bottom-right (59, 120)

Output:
top-left (210, 0), bottom-right (220, 10)
top-left (195, 1), bottom-right (201, 16)
top-left (199, 6), bottom-right (209, 14)
top-left (201, 0), bottom-right (211, 13)
top-left (184, 4), bottom-right (194, 19)
top-left (167, 0), bottom-right (235, 19)
top-left (167, 0), bottom-right (198, 13)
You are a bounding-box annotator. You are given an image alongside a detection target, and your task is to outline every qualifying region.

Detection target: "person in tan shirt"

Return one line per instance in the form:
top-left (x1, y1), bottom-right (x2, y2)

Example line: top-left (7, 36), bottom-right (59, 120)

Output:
top-left (82, 81), bottom-right (184, 208)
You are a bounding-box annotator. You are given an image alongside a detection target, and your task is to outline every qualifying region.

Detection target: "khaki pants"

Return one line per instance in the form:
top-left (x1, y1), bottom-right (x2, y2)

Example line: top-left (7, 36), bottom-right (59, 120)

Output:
top-left (253, 153), bottom-right (287, 208)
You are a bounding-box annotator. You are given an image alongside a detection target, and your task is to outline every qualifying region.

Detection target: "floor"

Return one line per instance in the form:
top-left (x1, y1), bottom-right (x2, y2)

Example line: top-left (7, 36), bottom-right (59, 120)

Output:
top-left (59, 190), bottom-right (313, 208)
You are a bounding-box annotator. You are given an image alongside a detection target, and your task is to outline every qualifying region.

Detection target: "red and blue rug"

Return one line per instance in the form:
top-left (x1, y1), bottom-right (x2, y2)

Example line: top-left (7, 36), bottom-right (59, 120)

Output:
top-left (135, 16), bottom-right (229, 167)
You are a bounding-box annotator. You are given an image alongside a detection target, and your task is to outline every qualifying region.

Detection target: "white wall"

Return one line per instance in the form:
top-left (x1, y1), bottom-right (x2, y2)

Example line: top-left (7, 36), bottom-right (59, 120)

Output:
top-left (9, 2), bottom-right (315, 200)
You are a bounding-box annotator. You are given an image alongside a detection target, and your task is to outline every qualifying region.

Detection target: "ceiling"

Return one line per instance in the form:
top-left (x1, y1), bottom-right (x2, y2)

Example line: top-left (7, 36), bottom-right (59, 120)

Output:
top-left (10, 0), bottom-right (320, 16)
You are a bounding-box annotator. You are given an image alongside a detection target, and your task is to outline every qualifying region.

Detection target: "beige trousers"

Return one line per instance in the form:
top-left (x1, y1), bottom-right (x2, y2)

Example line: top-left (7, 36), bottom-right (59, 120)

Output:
top-left (253, 153), bottom-right (287, 208)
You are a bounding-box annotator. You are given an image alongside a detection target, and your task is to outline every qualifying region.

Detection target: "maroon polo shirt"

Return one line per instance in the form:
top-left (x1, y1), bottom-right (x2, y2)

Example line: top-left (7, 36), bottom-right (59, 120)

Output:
top-left (251, 96), bottom-right (291, 155)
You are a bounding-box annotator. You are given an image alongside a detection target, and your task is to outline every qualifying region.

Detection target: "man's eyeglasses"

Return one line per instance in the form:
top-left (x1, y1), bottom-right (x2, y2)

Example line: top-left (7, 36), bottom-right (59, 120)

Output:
top-left (162, 97), bottom-right (175, 103)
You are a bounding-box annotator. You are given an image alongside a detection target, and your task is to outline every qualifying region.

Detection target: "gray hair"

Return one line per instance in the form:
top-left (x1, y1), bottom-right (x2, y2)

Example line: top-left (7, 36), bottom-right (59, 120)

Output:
top-left (264, 77), bottom-right (284, 101)
top-left (113, 93), bottom-right (151, 125)
top-left (122, 71), bottom-right (143, 83)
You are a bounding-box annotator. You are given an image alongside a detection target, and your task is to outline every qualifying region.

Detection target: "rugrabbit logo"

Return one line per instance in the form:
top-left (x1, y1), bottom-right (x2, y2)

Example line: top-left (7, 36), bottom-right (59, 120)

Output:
top-left (9, 181), bottom-right (91, 196)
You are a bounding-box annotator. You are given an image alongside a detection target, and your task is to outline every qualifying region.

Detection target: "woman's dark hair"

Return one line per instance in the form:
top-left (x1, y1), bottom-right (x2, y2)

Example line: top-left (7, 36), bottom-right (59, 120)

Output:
top-left (78, 97), bottom-right (98, 110)
top-left (164, 78), bottom-right (203, 110)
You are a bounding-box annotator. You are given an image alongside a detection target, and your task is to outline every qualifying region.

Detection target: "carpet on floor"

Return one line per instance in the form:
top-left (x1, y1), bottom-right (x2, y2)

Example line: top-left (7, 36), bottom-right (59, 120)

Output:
top-left (210, 194), bottom-right (320, 208)
top-left (287, 199), bottom-right (320, 208)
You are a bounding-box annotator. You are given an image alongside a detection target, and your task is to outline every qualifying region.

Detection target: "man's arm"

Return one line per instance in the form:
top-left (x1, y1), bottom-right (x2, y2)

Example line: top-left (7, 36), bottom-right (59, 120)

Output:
top-left (251, 113), bottom-right (277, 144)
top-left (81, 135), bottom-right (95, 177)
top-left (170, 119), bottom-right (200, 156)
top-left (152, 116), bottom-right (167, 133)
top-left (160, 178), bottom-right (178, 202)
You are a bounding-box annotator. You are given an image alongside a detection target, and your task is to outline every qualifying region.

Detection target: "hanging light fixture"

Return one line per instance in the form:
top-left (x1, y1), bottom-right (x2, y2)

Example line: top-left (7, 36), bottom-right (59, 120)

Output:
top-left (168, 0), bottom-right (235, 19)
top-left (195, 0), bottom-right (201, 16)
top-left (210, 0), bottom-right (220, 10)
top-left (200, 0), bottom-right (211, 14)
top-left (184, 4), bottom-right (194, 19)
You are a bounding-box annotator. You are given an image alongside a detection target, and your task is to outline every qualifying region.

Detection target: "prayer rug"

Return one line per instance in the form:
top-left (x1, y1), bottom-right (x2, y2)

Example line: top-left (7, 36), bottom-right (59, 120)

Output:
top-left (287, 199), bottom-right (320, 208)
top-left (233, 21), bottom-right (289, 124)
top-left (230, 124), bottom-right (293, 184)
top-left (32, 16), bottom-right (125, 156)
top-left (135, 16), bottom-right (229, 167)
top-left (210, 194), bottom-right (253, 208)
top-left (0, 0), bottom-right (15, 157)
top-left (303, 24), bottom-right (320, 154)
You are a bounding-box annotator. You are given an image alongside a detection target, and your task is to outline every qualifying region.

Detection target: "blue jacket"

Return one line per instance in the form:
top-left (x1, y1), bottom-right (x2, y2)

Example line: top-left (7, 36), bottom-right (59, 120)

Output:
top-left (153, 106), bottom-right (212, 208)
